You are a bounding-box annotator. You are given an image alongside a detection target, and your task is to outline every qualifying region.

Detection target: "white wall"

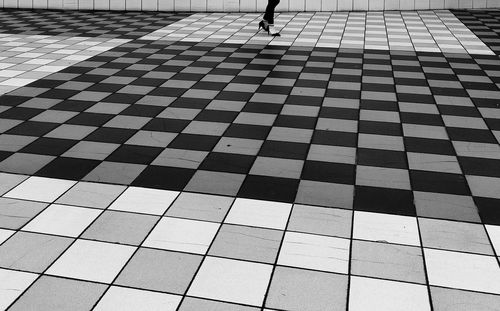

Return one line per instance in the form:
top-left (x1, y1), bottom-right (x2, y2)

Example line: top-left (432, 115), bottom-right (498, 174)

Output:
top-left (2, 0), bottom-right (499, 10)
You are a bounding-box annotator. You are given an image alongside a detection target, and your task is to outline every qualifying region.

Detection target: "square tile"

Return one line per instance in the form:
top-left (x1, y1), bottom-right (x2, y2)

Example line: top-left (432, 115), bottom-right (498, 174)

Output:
top-left (424, 248), bottom-right (500, 294)
top-left (0, 172), bottom-right (27, 196)
top-left (9, 276), bottom-right (106, 311)
top-left (419, 218), bottom-right (493, 255)
top-left (94, 286), bottom-right (182, 311)
top-left (486, 225), bottom-right (500, 256)
top-left (144, 217), bottom-right (219, 254)
top-left (185, 170), bottom-right (246, 196)
top-left (4, 176), bottom-right (76, 203)
top-left (249, 157), bottom-right (303, 179)
top-left (188, 256), bottom-right (272, 306)
top-left (265, 266), bottom-right (348, 311)
top-left (356, 165), bottom-right (411, 190)
top-left (0, 231), bottom-right (73, 273)
top-left (115, 248), bottom-right (202, 294)
top-left (208, 224), bottom-right (283, 263)
top-left (46, 240), bottom-right (135, 283)
top-left (0, 269), bottom-right (38, 311)
top-left (295, 180), bottom-right (354, 209)
top-left (165, 192), bottom-right (233, 222)
top-left (287, 204), bottom-right (352, 238)
top-left (55, 181), bottom-right (126, 209)
top-left (109, 186), bottom-right (179, 215)
top-left (430, 286), bottom-right (500, 311)
top-left (0, 229), bottom-right (13, 244)
top-left (82, 210), bottom-right (159, 246)
top-left (351, 240), bottom-right (426, 283)
top-left (23, 204), bottom-right (100, 237)
top-left (83, 161), bottom-right (146, 184)
top-left (179, 297), bottom-right (260, 311)
top-left (353, 211), bottom-right (421, 246)
top-left (278, 231), bottom-right (350, 274)
top-left (413, 191), bottom-right (480, 222)
top-left (0, 197), bottom-right (47, 229)
top-left (224, 198), bottom-right (292, 230)
top-left (348, 276), bottom-right (431, 311)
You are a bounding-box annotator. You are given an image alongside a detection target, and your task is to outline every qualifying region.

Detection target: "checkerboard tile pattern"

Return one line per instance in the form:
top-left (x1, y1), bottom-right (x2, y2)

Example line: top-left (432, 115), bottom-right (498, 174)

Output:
top-left (141, 11), bottom-right (494, 54)
top-left (0, 9), bottom-right (190, 39)
top-left (0, 8), bottom-right (500, 310)
top-left (0, 174), bottom-right (499, 310)
top-left (453, 9), bottom-right (500, 55)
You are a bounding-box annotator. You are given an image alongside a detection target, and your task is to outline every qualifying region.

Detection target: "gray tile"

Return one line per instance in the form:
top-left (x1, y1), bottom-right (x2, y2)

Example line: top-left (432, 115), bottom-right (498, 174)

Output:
top-left (126, 131), bottom-right (177, 147)
top-left (0, 232), bottom-right (73, 273)
top-left (70, 91), bottom-right (111, 102)
top-left (30, 110), bottom-right (78, 123)
top-left (0, 198), bottom-right (47, 230)
top-left (419, 218), bottom-right (493, 255)
top-left (56, 181), bottom-right (126, 209)
top-left (19, 98), bottom-right (61, 109)
top-left (288, 204), bottom-right (352, 238)
top-left (83, 162), bottom-right (146, 185)
top-left (9, 276), bottom-right (106, 311)
top-left (0, 153), bottom-right (55, 175)
top-left (267, 127), bottom-right (313, 144)
top-left (0, 134), bottom-right (37, 152)
top-left (117, 85), bottom-right (155, 95)
top-left (430, 286), bottom-right (500, 311)
top-left (44, 124), bottom-right (97, 140)
top-left (250, 157), bottom-right (303, 179)
top-left (152, 148), bottom-right (208, 169)
top-left (0, 172), bottom-right (27, 196)
top-left (351, 240), bottom-right (426, 284)
top-left (0, 119), bottom-right (21, 133)
top-left (115, 248), bottom-right (202, 294)
top-left (185, 170), bottom-right (245, 196)
top-left (182, 121), bottom-right (229, 136)
top-left (62, 141), bottom-right (119, 160)
top-left (208, 224), bottom-right (283, 264)
top-left (413, 191), bottom-right (481, 223)
top-left (179, 297), bottom-right (259, 311)
top-left (295, 180), bottom-right (354, 209)
top-left (104, 115), bottom-right (151, 130)
top-left (157, 107), bottom-right (200, 120)
top-left (266, 266), bottom-right (348, 311)
top-left (82, 210), bottom-right (159, 246)
top-left (85, 102), bottom-right (129, 114)
top-left (165, 192), bottom-right (233, 222)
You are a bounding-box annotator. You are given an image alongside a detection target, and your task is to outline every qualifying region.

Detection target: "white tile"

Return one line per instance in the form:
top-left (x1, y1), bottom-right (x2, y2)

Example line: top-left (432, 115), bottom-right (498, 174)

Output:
top-left (4, 176), bottom-right (76, 203)
top-left (94, 286), bottom-right (181, 311)
top-left (0, 269), bottom-right (38, 310)
top-left (23, 204), bottom-right (101, 237)
top-left (486, 225), bottom-right (500, 256)
top-left (349, 276), bottom-right (431, 311)
top-left (188, 257), bottom-right (272, 306)
top-left (278, 231), bottom-right (350, 273)
top-left (144, 217), bottom-right (219, 254)
top-left (425, 248), bottom-right (500, 294)
top-left (109, 186), bottom-right (179, 215)
top-left (225, 198), bottom-right (292, 230)
top-left (47, 240), bottom-right (135, 283)
top-left (353, 211), bottom-right (421, 246)
top-left (0, 228), bottom-right (14, 244)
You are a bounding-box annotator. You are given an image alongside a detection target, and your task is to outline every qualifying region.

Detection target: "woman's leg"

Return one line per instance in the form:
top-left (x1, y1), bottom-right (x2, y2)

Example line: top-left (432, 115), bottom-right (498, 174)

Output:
top-left (263, 0), bottom-right (280, 25)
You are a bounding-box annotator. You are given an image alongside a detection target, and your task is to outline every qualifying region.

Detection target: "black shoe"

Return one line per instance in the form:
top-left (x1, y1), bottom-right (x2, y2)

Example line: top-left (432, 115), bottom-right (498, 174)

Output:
top-left (258, 20), bottom-right (269, 32)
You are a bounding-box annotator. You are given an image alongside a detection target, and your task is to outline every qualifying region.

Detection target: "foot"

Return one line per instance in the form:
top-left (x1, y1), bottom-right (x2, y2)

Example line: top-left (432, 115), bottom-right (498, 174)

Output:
top-left (259, 20), bottom-right (269, 32)
top-left (268, 24), bottom-right (280, 36)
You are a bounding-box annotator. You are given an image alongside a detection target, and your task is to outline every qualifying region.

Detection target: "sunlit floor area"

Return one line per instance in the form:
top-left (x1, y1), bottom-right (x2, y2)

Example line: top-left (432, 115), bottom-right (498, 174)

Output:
top-left (0, 8), bottom-right (499, 311)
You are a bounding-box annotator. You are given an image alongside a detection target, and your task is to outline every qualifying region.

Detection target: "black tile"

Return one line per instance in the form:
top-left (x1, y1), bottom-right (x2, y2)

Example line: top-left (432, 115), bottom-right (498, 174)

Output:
top-left (459, 157), bottom-right (500, 178)
top-left (242, 102), bottom-right (282, 114)
top-left (224, 124), bottom-right (270, 140)
top-left (168, 133), bottom-right (220, 151)
top-left (6, 121), bottom-right (58, 136)
top-left (37, 157), bottom-right (100, 180)
top-left (0, 107), bottom-right (42, 120)
top-left (199, 152), bottom-right (255, 174)
top-left (319, 107), bottom-right (358, 120)
top-left (84, 127), bottom-right (136, 144)
top-left (120, 104), bottom-right (164, 117)
top-left (194, 110), bottom-right (238, 123)
top-left (410, 170), bottom-right (470, 195)
top-left (354, 185), bottom-right (415, 216)
top-left (359, 121), bottom-right (402, 136)
top-left (52, 100), bottom-right (95, 112)
top-left (404, 137), bottom-right (455, 156)
top-left (301, 160), bottom-right (355, 184)
top-left (401, 112), bottom-right (443, 126)
top-left (259, 141), bottom-right (309, 160)
top-left (0, 95), bottom-right (29, 107)
top-left (311, 130), bottom-right (357, 148)
top-left (475, 197), bottom-right (500, 225)
top-left (132, 165), bottom-right (195, 191)
top-left (67, 112), bottom-right (114, 127)
top-left (143, 118), bottom-right (189, 133)
top-left (357, 148), bottom-right (408, 169)
top-left (20, 137), bottom-right (77, 156)
top-left (274, 115), bottom-right (316, 129)
top-left (447, 127), bottom-right (498, 144)
top-left (106, 144), bottom-right (163, 164)
top-left (238, 175), bottom-right (299, 203)
top-left (170, 97), bottom-right (210, 109)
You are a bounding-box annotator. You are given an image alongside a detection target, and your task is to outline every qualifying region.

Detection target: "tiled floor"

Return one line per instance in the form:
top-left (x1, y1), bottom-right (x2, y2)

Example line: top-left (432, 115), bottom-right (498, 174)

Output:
top-left (0, 8), bottom-right (499, 311)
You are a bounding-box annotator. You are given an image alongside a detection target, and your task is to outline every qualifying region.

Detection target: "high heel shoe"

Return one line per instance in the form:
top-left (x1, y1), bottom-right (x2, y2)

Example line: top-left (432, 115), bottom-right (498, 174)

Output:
top-left (267, 24), bottom-right (281, 37)
top-left (258, 20), bottom-right (269, 32)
